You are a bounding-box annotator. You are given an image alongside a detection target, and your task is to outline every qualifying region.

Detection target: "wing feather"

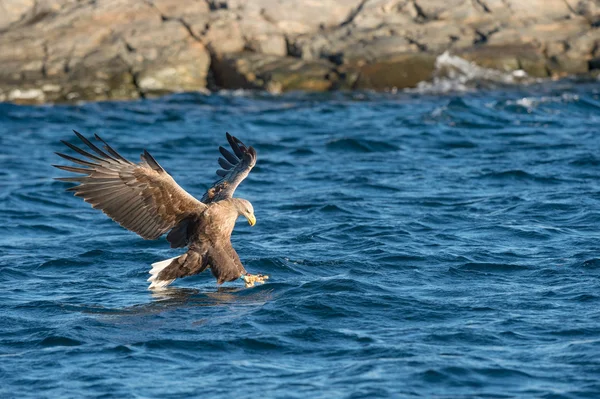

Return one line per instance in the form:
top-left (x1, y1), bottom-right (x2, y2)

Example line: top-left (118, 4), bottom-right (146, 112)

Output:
top-left (226, 133), bottom-right (244, 158)
top-left (218, 157), bottom-right (234, 170)
top-left (53, 164), bottom-right (92, 174)
top-left (94, 134), bottom-right (133, 165)
top-left (60, 140), bottom-right (105, 163)
top-left (201, 133), bottom-right (257, 203)
top-left (55, 132), bottom-right (206, 240)
top-left (73, 130), bottom-right (119, 162)
top-left (55, 152), bottom-right (100, 167)
top-left (219, 146), bottom-right (239, 164)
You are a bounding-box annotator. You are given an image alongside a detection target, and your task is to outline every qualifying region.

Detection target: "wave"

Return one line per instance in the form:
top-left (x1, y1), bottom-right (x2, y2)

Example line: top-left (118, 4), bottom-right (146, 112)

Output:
top-left (39, 336), bottom-right (82, 347)
top-left (326, 138), bottom-right (399, 153)
top-left (477, 170), bottom-right (562, 184)
top-left (409, 52), bottom-right (536, 94)
top-left (455, 262), bottom-right (530, 273)
top-left (582, 258), bottom-right (600, 269)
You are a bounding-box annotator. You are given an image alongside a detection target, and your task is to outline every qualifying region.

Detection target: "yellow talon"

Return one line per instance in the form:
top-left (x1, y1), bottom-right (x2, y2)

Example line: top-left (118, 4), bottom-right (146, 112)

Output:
top-left (242, 273), bottom-right (269, 287)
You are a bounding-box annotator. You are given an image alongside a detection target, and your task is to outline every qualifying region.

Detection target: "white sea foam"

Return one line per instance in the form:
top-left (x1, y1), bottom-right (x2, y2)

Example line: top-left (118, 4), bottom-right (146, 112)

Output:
top-left (409, 51), bottom-right (535, 94)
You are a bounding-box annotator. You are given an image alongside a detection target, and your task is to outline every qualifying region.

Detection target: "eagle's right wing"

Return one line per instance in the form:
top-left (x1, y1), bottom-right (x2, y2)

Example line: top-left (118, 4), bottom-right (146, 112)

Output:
top-left (54, 131), bottom-right (206, 240)
top-left (201, 133), bottom-right (257, 203)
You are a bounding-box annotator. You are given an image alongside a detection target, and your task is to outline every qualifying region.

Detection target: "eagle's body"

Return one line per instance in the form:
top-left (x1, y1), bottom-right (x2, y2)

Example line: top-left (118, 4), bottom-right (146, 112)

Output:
top-left (54, 132), bottom-right (267, 289)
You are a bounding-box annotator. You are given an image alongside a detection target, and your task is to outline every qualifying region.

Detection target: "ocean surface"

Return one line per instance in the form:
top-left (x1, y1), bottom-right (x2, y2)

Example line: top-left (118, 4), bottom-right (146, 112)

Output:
top-left (2, 79), bottom-right (600, 398)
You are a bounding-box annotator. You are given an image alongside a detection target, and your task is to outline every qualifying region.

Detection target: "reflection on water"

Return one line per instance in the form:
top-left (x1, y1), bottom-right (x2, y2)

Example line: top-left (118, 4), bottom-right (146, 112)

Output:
top-left (74, 285), bottom-right (279, 318)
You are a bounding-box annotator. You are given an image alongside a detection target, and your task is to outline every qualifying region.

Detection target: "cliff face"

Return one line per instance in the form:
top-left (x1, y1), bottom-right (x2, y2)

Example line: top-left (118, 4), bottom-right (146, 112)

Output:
top-left (1, 0), bottom-right (599, 103)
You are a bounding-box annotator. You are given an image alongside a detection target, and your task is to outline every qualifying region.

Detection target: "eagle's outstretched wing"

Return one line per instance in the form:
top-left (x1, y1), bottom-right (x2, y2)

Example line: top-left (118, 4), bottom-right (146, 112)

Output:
top-left (54, 131), bottom-right (206, 240)
top-left (201, 133), bottom-right (257, 203)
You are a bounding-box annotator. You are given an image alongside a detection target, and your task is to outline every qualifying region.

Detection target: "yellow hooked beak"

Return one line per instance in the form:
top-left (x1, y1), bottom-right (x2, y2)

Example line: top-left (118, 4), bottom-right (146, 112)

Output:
top-left (247, 214), bottom-right (256, 226)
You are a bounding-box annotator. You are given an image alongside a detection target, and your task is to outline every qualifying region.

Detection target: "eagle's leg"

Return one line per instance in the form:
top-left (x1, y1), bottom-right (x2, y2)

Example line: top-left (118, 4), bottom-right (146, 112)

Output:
top-left (241, 273), bottom-right (269, 288)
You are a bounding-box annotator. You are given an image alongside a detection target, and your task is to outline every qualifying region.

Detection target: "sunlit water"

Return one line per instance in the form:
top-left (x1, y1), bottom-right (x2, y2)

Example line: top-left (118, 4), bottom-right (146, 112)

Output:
top-left (2, 82), bottom-right (600, 398)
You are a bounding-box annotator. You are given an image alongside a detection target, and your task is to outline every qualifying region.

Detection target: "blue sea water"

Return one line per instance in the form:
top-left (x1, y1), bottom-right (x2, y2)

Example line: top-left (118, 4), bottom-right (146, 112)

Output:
top-left (1, 82), bottom-right (600, 398)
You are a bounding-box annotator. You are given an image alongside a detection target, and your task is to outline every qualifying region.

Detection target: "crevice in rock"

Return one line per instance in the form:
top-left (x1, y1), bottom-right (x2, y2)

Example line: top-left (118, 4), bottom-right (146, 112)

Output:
top-left (145, 0), bottom-right (216, 92)
top-left (206, 0), bottom-right (228, 11)
top-left (326, 66), bottom-right (344, 91)
top-left (128, 67), bottom-right (145, 99)
top-left (41, 42), bottom-right (48, 78)
top-left (117, 40), bottom-right (145, 99)
top-left (120, 34), bottom-right (136, 53)
top-left (203, 47), bottom-right (222, 92)
top-left (590, 41), bottom-right (599, 58)
top-left (340, 0), bottom-right (369, 27)
top-left (448, 35), bottom-right (460, 49)
top-left (473, 27), bottom-right (499, 45)
top-left (516, 57), bottom-right (524, 71)
top-left (177, 17), bottom-right (204, 42)
top-left (327, 53), bottom-right (345, 66)
top-left (144, 0), bottom-right (204, 42)
top-left (474, 30), bottom-right (487, 45)
top-left (205, 55), bottom-right (219, 92)
top-left (143, 1), bottom-right (169, 23)
top-left (63, 44), bottom-right (75, 74)
top-left (543, 51), bottom-right (554, 76)
top-left (472, 0), bottom-right (491, 13)
top-left (561, 0), bottom-right (578, 17)
top-left (406, 35), bottom-right (427, 51)
top-left (285, 35), bottom-right (303, 58)
top-left (411, 0), bottom-right (429, 23)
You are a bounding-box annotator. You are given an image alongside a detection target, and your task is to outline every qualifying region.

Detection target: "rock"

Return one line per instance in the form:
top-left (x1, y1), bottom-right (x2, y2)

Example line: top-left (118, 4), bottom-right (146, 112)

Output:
top-left (201, 12), bottom-right (247, 54)
top-left (0, 0), bottom-right (36, 31)
top-left (546, 55), bottom-right (590, 76)
top-left (235, 0), bottom-right (365, 34)
top-left (134, 38), bottom-right (211, 96)
top-left (0, 1), bottom-right (210, 102)
top-left (1, 0), bottom-right (600, 103)
top-left (564, 0), bottom-right (600, 23)
top-left (345, 53), bottom-right (438, 89)
top-left (212, 52), bottom-right (337, 92)
top-left (502, 0), bottom-right (572, 21)
top-left (457, 45), bottom-right (536, 73)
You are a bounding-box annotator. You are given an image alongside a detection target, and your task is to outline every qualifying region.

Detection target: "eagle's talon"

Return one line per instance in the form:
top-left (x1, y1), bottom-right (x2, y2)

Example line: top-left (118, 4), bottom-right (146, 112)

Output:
top-left (242, 273), bottom-right (269, 287)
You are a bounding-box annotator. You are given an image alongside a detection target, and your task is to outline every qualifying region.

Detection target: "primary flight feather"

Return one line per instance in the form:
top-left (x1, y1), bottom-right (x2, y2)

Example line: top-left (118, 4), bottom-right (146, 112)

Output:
top-left (54, 131), bottom-right (267, 289)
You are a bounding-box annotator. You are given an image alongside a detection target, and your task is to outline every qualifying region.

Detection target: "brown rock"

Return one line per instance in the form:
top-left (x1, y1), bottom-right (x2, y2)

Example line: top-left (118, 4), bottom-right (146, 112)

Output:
top-left (546, 55), bottom-right (590, 76)
top-left (457, 45), bottom-right (550, 77)
top-left (0, 0), bottom-right (36, 30)
top-left (1, 0), bottom-right (600, 102)
top-left (212, 52), bottom-right (336, 92)
top-left (347, 53), bottom-right (438, 89)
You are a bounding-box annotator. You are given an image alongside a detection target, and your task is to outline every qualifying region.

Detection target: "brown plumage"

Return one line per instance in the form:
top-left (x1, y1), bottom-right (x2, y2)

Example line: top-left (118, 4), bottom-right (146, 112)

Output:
top-left (54, 131), bottom-right (267, 289)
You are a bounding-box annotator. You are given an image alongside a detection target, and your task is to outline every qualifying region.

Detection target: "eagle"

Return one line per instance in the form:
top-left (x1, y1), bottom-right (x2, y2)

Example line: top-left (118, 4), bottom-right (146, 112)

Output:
top-left (54, 131), bottom-right (268, 289)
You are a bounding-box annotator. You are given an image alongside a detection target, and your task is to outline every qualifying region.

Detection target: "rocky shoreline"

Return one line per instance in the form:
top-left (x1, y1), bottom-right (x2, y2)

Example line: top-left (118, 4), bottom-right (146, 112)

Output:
top-left (1, 0), bottom-right (599, 104)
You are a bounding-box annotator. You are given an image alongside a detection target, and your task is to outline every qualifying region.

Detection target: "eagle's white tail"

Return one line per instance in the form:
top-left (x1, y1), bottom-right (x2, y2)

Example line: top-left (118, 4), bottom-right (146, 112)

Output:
top-left (147, 256), bottom-right (178, 290)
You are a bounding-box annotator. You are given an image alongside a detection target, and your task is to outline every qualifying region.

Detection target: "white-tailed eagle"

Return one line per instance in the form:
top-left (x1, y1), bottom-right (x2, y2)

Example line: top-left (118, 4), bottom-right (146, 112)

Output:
top-left (54, 131), bottom-right (267, 289)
